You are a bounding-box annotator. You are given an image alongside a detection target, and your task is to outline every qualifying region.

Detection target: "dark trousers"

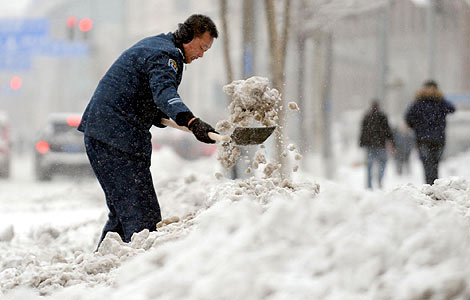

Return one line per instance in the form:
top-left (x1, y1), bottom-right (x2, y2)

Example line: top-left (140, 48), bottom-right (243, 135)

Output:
top-left (366, 147), bottom-right (387, 189)
top-left (416, 141), bottom-right (444, 185)
top-left (84, 136), bottom-right (161, 249)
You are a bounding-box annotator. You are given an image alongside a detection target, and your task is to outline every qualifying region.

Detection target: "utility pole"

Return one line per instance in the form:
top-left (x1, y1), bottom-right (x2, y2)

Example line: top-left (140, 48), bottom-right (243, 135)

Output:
top-left (321, 31), bottom-right (334, 179)
top-left (296, 0), bottom-right (308, 154)
top-left (427, 0), bottom-right (437, 79)
top-left (296, 34), bottom-right (307, 153)
top-left (235, 0), bottom-right (256, 179)
top-left (243, 0), bottom-right (255, 78)
top-left (312, 30), bottom-right (334, 179)
top-left (219, 0), bottom-right (237, 179)
top-left (312, 32), bottom-right (323, 155)
top-left (462, 2), bottom-right (470, 91)
top-left (375, 2), bottom-right (390, 104)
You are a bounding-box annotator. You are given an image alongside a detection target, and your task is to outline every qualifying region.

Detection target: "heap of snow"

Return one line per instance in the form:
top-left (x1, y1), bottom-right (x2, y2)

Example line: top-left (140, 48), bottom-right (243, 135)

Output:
top-left (2, 176), bottom-right (470, 299)
top-left (1, 76), bottom-right (469, 299)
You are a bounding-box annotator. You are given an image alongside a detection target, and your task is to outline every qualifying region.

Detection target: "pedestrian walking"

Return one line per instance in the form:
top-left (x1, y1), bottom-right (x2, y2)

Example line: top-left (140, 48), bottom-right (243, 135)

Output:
top-left (392, 124), bottom-right (415, 175)
top-left (359, 100), bottom-right (395, 189)
top-left (405, 80), bottom-right (455, 185)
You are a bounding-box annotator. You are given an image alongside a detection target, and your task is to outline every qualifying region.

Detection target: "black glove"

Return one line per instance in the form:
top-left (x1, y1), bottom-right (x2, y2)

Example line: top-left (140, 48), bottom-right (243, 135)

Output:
top-left (153, 109), bottom-right (169, 128)
top-left (188, 118), bottom-right (217, 144)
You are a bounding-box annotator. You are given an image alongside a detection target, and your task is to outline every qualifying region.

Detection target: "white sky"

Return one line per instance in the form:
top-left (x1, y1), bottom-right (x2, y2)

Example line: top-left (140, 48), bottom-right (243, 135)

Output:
top-left (0, 0), bottom-right (31, 17)
top-left (410, 0), bottom-right (428, 5)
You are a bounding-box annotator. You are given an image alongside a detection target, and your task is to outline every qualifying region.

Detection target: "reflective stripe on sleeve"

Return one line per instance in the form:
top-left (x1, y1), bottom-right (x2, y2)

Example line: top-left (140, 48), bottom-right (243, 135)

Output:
top-left (168, 97), bottom-right (183, 105)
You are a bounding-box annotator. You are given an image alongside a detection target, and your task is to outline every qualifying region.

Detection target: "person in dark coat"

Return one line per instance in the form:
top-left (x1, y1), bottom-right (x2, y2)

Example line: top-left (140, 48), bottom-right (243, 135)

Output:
top-left (405, 80), bottom-right (455, 185)
top-left (359, 100), bottom-right (395, 189)
top-left (392, 124), bottom-right (415, 175)
top-left (78, 15), bottom-right (219, 249)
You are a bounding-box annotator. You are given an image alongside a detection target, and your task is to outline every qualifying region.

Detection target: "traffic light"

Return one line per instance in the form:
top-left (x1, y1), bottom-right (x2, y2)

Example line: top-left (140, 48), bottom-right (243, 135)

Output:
top-left (66, 16), bottom-right (93, 40)
top-left (78, 18), bottom-right (93, 32)
top-left (78, 18), bottom-right (93, 40)
top-left (10, 76), bottom-right (22, 91)
top-left (66, 16), bottom-right (77, 40)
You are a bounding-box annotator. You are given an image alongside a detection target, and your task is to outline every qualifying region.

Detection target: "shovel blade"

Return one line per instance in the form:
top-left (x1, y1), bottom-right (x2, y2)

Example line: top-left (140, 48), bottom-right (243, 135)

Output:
top-left (231, 126), bottom-right (276, 145)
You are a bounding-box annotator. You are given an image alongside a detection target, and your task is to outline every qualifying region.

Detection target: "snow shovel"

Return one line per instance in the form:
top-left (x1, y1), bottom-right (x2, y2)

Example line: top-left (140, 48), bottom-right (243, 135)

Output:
top-left (160, 118), bottom-right (275, 145)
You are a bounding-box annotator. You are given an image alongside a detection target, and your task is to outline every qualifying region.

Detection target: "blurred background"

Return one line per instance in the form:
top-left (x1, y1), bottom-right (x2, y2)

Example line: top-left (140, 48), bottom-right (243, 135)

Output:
top-left (0, 0), bottom-right (469, 181)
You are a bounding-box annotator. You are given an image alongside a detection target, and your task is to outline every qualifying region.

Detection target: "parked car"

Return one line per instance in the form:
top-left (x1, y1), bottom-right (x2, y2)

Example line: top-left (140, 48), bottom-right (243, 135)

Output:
top-left (0, 111), bottom-right (11, 178)
top-left (151, 127), bottom-right (217, 160)
top-left (34, 113), bottom-right (91, 181)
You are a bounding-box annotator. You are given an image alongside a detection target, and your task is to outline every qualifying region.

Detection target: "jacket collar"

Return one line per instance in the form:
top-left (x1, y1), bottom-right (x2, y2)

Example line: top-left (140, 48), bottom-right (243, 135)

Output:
top-left (170, 32), bottom-right (185, 62)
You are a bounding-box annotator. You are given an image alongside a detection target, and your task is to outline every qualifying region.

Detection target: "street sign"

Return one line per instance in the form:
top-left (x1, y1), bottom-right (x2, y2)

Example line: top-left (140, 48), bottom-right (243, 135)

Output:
top-left (0, 18), bottom-right (49, 36)
top-left (0, 53), bottom-right (31, 70)
top-left (0, 18), bottom-right (89, 71)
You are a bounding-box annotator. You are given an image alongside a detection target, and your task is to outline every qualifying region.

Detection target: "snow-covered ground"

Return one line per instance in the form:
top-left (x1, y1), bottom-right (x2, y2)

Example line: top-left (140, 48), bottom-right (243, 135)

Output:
top-left (0, 146), bottom-right (469, 300)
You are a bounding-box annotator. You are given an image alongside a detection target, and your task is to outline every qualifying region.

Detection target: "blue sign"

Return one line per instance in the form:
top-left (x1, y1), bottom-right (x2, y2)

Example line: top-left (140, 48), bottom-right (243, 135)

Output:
top-left (0, 18), bottom-right (49, 36)
top-left (0, 53), bottom-right (32, 70)
top-left (37, 40), bottom-right (89, 56)
top-left (0, 18), bottom-right (89, 71)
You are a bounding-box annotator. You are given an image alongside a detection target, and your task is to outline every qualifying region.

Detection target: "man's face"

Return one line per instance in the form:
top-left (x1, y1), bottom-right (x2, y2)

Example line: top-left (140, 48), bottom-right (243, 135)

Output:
top-left (182, 31), bottom-right (214, 64)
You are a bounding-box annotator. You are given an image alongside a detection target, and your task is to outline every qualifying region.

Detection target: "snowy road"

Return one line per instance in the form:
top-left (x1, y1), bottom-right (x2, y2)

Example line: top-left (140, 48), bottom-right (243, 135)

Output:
top-left (0, 152), bottom-right (104, 239)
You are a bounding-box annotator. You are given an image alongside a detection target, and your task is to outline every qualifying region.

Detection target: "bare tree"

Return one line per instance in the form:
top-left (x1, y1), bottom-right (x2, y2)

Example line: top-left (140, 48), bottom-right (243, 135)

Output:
top-left (219, 0), bottom-right (239, 179)
top-left (264, 0), bottom-right (292, 179)
top-left (462, 1), bottom-right (470, 90)
top-left (219, 0), bottom-right (234, 85)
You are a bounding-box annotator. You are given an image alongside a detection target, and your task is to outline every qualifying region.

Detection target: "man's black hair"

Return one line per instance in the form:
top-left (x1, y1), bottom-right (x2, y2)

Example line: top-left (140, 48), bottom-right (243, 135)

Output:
top-left (174, 14), bottom-right (218, 45)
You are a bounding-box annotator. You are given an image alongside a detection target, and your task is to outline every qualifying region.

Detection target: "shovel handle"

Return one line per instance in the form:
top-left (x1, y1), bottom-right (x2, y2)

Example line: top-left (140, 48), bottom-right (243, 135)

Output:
top-left (208, 132), bottom-right (231, 143)
top-left (160, 118), bottom-right (230, 143)
top-left (160, 118), bottom-right (191, 133)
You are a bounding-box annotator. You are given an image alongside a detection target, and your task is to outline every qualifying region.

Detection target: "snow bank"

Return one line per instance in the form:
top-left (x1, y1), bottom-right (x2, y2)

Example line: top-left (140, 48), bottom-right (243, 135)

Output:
top-left (2, 175), bottom-right (470, 300)
top-left (2, 77), bottom-right (469, 300)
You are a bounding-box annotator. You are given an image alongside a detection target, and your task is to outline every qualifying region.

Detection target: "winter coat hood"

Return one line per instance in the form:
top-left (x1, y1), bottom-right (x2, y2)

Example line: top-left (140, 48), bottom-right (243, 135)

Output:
top-left (405, 87), bottom-right (456, 144)
top-left (415, 86), bottom-right (445, 102)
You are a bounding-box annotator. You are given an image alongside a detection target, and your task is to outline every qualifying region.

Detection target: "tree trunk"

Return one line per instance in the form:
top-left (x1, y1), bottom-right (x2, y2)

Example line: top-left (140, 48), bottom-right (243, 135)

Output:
top-left (296, 35), bottom-right (307, 154)
top-left (219, 0), bottom-right (234, 85)
top-left (243, 0), bottom-right (255, 78)
top-left (462, 2), bottom-right (470, 91)
top-left (264, 0), bottom-right (291, 179)
top-left (219, 0), bottom-right (238, 179)
top-left (296, 0), bottom-right (308, 154)
top-left (320, 32), bottom-right (334, 179)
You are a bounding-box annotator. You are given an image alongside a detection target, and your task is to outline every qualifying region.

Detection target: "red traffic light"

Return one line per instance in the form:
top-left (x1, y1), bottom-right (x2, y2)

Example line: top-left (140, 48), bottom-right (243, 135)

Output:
top-left (36, 141), bottom-right (50, 154)
top-left (10, 76), bottom-right (22, 91)
top-left (78, 18), bottom-right (93, 32)
top-left (66, 115), bottom-right (81, 127)
top-left (66, 16), bottom-right (77, 28)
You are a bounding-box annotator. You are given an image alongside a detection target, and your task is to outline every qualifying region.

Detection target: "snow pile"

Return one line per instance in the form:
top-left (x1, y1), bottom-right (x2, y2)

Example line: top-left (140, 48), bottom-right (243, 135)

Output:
top-left (3, 173), bottom-right (470, 299)
top-left (0, 220), bottom-right (112, 296)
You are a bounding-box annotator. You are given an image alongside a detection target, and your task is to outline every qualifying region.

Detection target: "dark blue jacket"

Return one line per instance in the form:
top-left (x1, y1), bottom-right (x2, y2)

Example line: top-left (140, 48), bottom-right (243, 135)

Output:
top-left (78, 33), bottom-right (191, 158)
top-left (405, 87), bottom-right (455, 144)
